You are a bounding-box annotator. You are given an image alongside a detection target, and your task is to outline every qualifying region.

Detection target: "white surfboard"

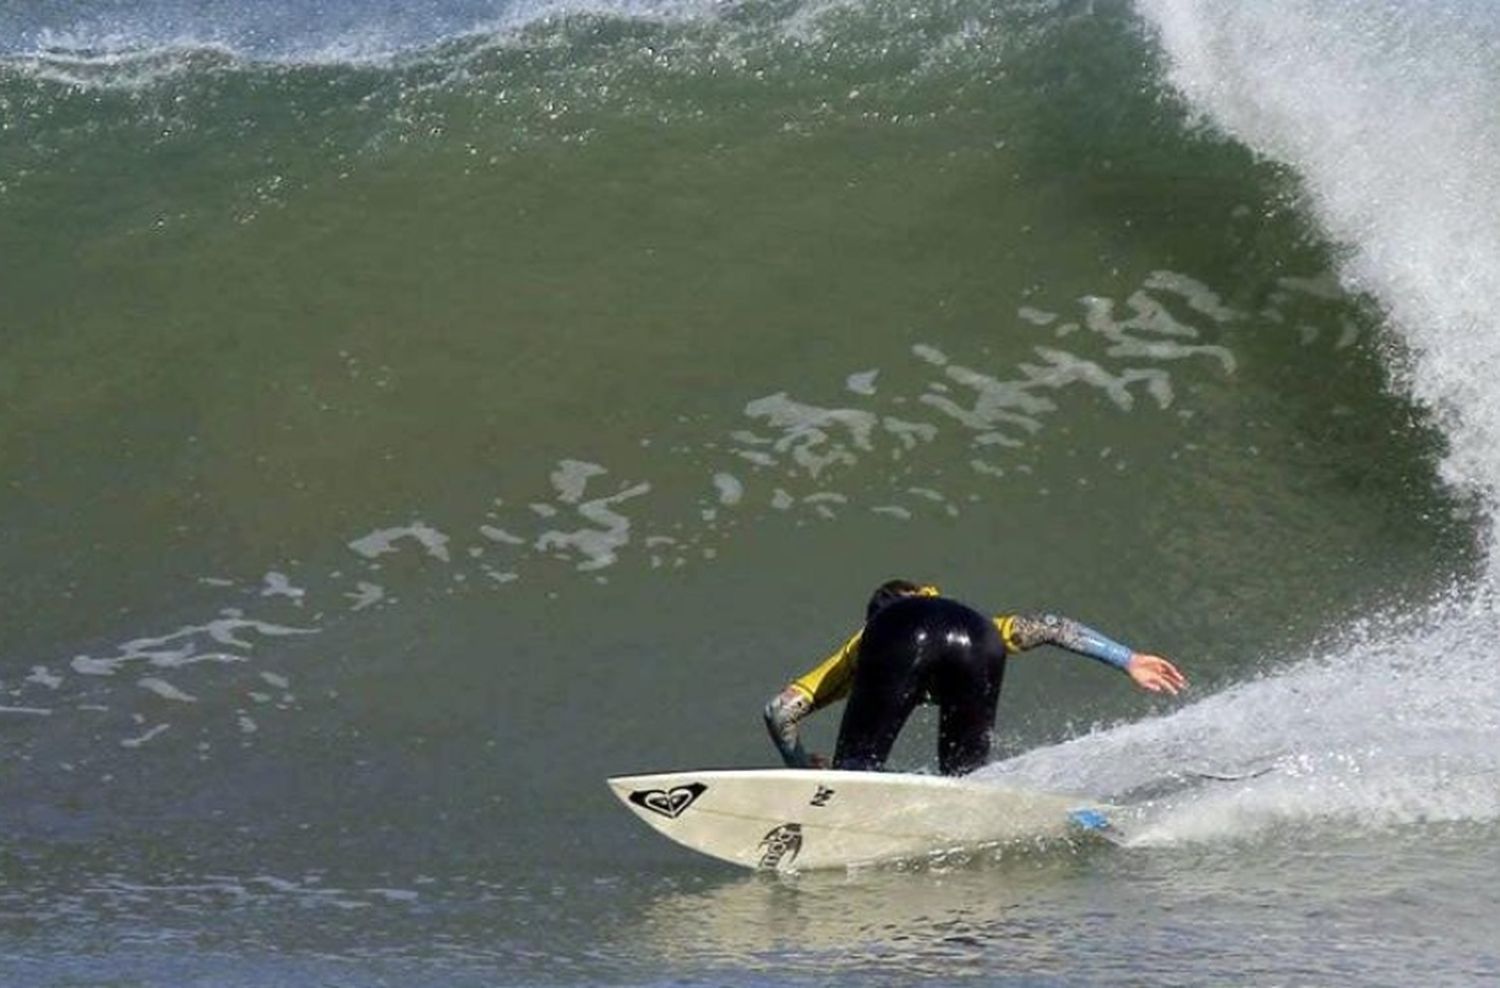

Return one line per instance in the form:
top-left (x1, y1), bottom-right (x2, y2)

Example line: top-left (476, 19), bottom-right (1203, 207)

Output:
top-left (607, 768), bottom-right (1120, 871)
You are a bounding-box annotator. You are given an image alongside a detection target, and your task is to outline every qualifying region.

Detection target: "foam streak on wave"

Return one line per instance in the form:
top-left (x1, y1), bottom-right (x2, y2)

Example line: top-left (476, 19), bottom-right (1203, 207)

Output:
top-left (1136, 0), bottom-right (1500, 565)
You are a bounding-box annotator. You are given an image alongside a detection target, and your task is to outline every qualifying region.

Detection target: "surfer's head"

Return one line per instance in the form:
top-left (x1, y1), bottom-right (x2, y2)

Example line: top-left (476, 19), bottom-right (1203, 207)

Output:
top-left (865, 579), bottom-right (940, 623)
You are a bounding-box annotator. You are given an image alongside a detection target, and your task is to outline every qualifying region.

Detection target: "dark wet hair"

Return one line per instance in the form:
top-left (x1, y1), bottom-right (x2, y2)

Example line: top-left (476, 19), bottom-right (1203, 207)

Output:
top-left (865, 579), bottom-right (929, 623)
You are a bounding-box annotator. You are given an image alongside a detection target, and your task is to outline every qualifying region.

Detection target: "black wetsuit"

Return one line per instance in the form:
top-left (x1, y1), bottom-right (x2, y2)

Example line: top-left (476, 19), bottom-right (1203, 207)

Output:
top-left (833, 595), bottom-right (1006, 776)
top-left (764, 591), bottom-right (1140, 777)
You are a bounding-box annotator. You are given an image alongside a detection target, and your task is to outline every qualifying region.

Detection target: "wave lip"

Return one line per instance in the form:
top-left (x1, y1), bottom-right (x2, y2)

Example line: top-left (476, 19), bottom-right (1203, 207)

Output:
top-left (2, 41), bottom-right (249, 91)
top-left (0, 0), bottom-right (727, 80)
top-left (1135, 0), bottom-right (1500, 565)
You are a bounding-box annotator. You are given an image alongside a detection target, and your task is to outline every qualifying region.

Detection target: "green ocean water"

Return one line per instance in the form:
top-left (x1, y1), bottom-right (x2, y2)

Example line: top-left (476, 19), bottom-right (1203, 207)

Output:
top-left (3, 0), bottom-right (1499, 984)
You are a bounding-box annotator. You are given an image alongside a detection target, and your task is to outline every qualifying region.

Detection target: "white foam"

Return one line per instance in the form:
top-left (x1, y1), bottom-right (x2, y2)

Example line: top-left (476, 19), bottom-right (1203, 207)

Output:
top-left (138, 677), bottom-right (199, 703)
top-left (344, 581), bottom-right (386, 611)
top-left (26, 666), bottom-right (63, 690)
top-left (845, 369), bottom-right (880, 395)
top-left (550, 459), bottom-right (609, 504)
top-left (120, 723), bottom-right (171, 748)
top-left (741, 393), bottom-right (879, 479)
top-left (712, 472), bottom-right (744, 507)
top-left (534, 478), bottom-right (652, 572)
top-left (348, 522), bottom-right (452, 563)
top-left (478, 525), bottom-right (527, 546)
top-left (260, 571), bottom-right (306, 602)
top-left (68, 613), bottom-right (313, 678)
top-left (0, 706), bottom-right (53, 717)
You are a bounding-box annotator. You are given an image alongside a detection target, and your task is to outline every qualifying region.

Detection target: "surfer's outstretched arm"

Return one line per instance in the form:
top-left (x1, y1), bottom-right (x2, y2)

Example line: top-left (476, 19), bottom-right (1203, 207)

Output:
top-left (996, 612), bottom-right (1187, 695)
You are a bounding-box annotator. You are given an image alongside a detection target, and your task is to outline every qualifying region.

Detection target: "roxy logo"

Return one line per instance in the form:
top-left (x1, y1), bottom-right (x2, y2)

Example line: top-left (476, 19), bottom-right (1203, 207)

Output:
top-left (628, 782), bottom-right (708, 819)
top-left (758, 823), bottom-right (803, 869)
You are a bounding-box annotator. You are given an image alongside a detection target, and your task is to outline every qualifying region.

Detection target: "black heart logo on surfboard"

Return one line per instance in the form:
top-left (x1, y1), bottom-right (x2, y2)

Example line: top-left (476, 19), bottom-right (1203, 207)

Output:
top-left (629, 782), bottom-right (708, 819)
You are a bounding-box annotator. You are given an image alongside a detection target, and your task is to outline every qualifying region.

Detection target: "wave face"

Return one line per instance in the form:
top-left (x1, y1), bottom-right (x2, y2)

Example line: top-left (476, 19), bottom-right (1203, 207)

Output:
top-left (1, 1), bottom-right (1496, 984)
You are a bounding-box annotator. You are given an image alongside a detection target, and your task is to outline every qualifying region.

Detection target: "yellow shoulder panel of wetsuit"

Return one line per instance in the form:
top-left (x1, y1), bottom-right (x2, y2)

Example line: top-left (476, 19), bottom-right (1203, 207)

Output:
top-left (994, 614), bottom-right (1023, 653)
top-left (790, 630), bottom-right (863, 709)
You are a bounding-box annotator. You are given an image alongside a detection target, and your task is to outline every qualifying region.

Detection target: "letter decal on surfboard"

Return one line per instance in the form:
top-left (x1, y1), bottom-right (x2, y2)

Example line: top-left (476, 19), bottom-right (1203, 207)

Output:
top-left (757, 823), bottom-right (803, 869)
top-left (809, 785), bottom-right (835, 807)
top-left (628, 782), bottom-right (708, 819)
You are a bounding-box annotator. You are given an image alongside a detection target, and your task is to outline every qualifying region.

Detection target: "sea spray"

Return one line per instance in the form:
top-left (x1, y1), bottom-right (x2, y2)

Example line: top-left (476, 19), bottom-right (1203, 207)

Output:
top-left (981, 586), bottom-right (1500, 842)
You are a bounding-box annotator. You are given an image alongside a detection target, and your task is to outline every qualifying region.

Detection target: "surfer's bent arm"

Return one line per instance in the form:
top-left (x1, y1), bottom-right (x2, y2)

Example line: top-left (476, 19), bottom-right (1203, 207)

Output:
top-left (995, 613), bottom-right (1136, 669)
top-left (764, 631), bottom-right (863, 768)
top-left (764, 687), bottom-right (816, 768)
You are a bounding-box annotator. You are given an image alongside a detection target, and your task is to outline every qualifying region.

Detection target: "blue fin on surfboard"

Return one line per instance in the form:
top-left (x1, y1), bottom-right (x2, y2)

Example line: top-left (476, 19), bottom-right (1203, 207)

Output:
top-left (1067, 808), bottom-right (1112, 832)
top-left (1067, 807), bottom-right (1130, 846)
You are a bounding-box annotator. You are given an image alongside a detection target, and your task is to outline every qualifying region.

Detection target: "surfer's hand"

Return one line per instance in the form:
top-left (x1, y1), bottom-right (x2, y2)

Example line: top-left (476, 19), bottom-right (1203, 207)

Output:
top-left (807, 752), bottom-right (831, 769)
top-left (1126, 654), bottom-right (1187, 695)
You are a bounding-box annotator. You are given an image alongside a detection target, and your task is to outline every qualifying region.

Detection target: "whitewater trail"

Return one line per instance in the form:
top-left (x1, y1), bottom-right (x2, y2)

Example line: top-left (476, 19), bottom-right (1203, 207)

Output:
top-left (979, 588), bottom-right (1500, 842)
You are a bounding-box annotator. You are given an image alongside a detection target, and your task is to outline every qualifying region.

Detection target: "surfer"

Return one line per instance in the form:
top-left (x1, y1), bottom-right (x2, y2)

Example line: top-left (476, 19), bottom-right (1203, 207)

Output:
top-left (764, 580), bottom-right (1186, 776)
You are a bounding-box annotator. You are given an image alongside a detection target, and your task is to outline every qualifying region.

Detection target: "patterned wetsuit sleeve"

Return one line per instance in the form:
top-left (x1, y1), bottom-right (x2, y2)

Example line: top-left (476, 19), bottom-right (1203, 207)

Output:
top-left (789, 631), bottom-right (863, 709)
top-left (763, 631), bottom-right (863, 769)
top-left (994, 613), bottom-right (1135, 670)
top-left (764, 688), bottom-right (815, 768)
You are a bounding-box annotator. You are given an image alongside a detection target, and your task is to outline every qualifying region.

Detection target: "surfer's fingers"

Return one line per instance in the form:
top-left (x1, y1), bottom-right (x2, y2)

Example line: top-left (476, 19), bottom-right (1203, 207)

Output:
top-left (1147, 657), bottom-right (1184, 679)
top-left (1150, 671), bottom-right (1182, 695)
top-left (1153, 658), bottom-right (1188, 688)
